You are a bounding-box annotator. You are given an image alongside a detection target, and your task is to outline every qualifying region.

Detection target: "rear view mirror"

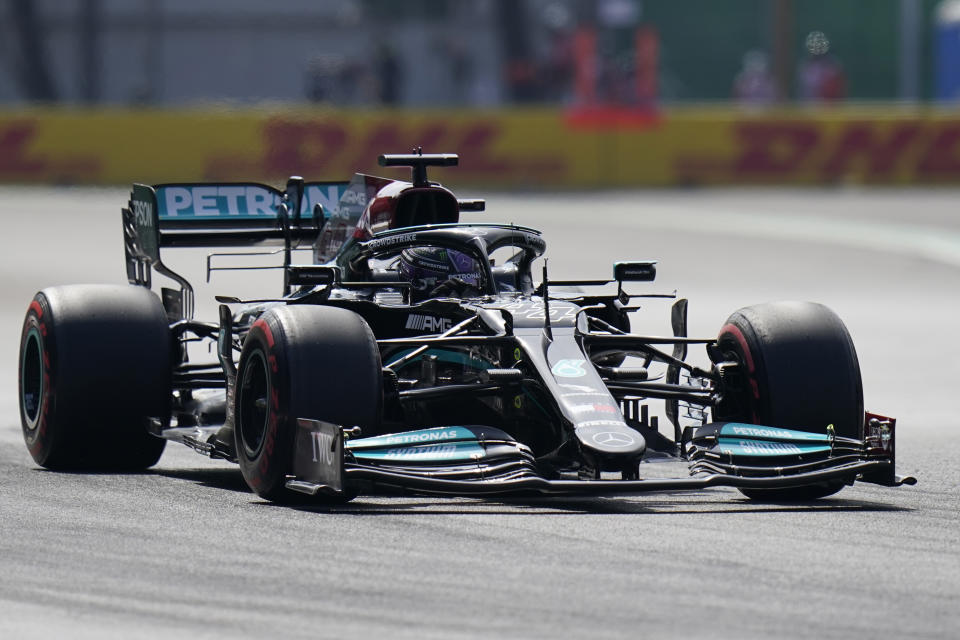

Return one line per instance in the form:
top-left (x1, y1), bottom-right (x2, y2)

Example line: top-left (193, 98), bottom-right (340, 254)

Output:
top-left (457, 199), bottom-right (485, 212)
top-left (614, 260), bottom-right (657, 282)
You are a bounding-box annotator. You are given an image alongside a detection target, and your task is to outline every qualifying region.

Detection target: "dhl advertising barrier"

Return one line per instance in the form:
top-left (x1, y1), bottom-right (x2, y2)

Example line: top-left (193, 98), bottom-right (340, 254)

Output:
top-left (2, 106), bottom-right (960, 187)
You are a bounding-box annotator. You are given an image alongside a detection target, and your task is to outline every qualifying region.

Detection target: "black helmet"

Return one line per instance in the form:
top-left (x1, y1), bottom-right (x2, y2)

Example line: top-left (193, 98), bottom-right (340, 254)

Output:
top-left (398, 246), bottom-right (483, 300)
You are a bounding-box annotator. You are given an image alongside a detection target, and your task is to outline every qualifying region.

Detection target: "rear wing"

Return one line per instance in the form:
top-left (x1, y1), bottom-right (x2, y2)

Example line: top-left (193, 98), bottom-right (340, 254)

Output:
top-left (128, 178), bottom-right (349, 246)
top-left (123, 177), bottom-right (349, 318)
top-left (122, 162), bottom-right (485, 320)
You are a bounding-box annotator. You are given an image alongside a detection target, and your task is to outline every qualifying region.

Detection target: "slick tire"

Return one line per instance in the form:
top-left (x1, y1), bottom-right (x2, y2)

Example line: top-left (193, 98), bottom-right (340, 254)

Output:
top-left (19, 285), bottom-right (170, 470)
top-left (234, 305), bottom-right (382, 502)
top-left (715, 301), bottom-right (863, 501)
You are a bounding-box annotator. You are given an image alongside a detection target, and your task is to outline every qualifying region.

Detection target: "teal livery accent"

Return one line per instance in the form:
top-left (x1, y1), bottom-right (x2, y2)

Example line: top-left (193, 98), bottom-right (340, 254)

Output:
top-left (716, 438), bottom-right (833, 457)
top-left (720, 423), bottom-right (832, 442)
top-left (346, 426), bottom-right (478, 451)
top-left (351, 441), bottom-right (487, 462)
top-left (156, 184), bottom-right (281, 219)
top-left (389, 348), bottom-right (493, 372)
top-left (155, 183), bottom-right (349, 220)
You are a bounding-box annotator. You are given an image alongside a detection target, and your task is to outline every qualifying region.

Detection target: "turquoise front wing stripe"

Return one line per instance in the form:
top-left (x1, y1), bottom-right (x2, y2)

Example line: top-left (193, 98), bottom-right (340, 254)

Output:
top-left (716, 438), bottom-right (832, 457)
top-left (352, 441), bottom-right (487, 462)
top-left (720, 423), bottom-right (831, 442)
top-left (346, 427), bottom-right (477, 451)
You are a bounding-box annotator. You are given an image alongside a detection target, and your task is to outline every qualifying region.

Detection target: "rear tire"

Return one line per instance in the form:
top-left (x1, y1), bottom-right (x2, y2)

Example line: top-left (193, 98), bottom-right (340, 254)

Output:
top-left (234, 305), bottom-right (382, 502)
top-left (19, 285), bottom-right (170, 470)
top-left (715, 301), bottom-right (863, 501)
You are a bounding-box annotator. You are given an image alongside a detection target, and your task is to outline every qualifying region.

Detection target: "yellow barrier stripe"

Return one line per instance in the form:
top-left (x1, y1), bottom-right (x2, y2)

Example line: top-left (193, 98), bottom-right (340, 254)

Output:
top-left (2, 107), bottom-right (959, 186)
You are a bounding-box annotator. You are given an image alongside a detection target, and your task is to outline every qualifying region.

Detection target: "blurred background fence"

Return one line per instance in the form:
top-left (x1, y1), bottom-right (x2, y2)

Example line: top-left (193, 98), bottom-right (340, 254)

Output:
top-left (1, 0), bottom-right (959, 187)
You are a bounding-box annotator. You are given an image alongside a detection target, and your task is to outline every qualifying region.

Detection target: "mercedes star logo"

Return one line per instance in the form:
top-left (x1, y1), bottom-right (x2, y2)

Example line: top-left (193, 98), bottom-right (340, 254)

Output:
top-left (592, 431), bottom-right (636, 448)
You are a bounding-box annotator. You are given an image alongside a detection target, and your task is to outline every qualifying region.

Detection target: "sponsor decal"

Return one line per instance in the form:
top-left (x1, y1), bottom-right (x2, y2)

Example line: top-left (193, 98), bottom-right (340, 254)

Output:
top-left (552, 359), bottom-right (587, 378)
top-left (577, 419), bottom-right (628, 428)
top-left (570, 403), bottom-right (619, 414)
top-left (367, 232), bottom-right (418, 251)
top-left (380, 429), bottom-right (461, 446)
top-left (303, 184), bottom-right (349, 218)
top-left (310, 430), bottom-right (337, 465)
top-left (723, 423), bottom-right (828, 441)
top-left (10, 112), bottom-right (960, 188)
top-left (674, 120), bottom-right (960, 183)
top-left (558, 383), bottom-right (604, 394)
top-left (132, 198), bottom-right (154, 228)
top-left (591, 431), bottom-right (637, 448)
top-left (383, 444), bottom-right (458, 460)
top-left (729, 440), bottom-right (802, 456)
top-left (203, 118), bottom-right (566, 185)
top-left (337, 185), bottom-right (367, 207)
top-left (561, 391), bottom-right (614, 399)
top-left (293, 419), bottom-right (343, 490)
top-left (405, 314), bottom-right (453, 333)
top-left (154, 182), bottom-right (346, 221)
top-left (351, 441), bottom-right (487, 462)
top-left (158, 185), bottom-right (280, 218)
top-left (347, 427), bottom-right (472, 450)
top-left (494, 301), bottom-right (578, 320)
top-left (415, 257), bottom-right (452, 272)
top-left (717, 438), bottom-right (832, 457)
top-left (730, 425), bottom-right (795, 439)
top-left (522, 306), bottom-right (577, 321)
top-left (0, 119), bottom-right (100, 181)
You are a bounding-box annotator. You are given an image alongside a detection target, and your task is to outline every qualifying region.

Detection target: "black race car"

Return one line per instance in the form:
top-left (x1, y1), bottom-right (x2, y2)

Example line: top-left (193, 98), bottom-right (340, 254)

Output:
top-left (18, 152), bottom-right (915, 503)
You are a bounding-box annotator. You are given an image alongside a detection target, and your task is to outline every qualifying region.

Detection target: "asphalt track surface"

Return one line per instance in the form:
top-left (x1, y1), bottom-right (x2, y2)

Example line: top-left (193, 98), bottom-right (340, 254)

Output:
top-left (1, 186), bottom-right (958, 639)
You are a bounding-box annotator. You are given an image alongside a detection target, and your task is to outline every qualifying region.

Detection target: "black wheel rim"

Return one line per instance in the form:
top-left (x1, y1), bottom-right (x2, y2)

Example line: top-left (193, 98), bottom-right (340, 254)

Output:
top-left (238, 349), bottom-right (270, 458)
top-left (21, 328), bottom-right (43, 431)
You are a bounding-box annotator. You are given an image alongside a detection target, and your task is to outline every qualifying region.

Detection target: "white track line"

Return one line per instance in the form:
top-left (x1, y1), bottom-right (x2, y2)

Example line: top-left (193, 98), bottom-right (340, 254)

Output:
top-left (606, 207), bottom-right (960, 269)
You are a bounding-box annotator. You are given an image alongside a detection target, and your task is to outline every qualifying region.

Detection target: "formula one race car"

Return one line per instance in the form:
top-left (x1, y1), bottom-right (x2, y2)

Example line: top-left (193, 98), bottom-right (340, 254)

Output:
top-left (18, 152), bottom-right (915, 503)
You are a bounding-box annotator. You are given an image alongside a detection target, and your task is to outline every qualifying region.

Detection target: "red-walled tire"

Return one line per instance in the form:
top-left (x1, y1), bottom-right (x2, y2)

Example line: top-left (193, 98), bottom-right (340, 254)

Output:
top-left (19, 285), bottom-right (170, 470)
top-left (234, 305), bottom-right (382, 502)
top-left (715, 301), bottom-right (863, 501)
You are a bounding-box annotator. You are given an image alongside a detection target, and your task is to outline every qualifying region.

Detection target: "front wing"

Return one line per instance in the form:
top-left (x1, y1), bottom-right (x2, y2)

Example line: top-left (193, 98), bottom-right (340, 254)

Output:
top-left (285, 419), bottom-right (915, 499)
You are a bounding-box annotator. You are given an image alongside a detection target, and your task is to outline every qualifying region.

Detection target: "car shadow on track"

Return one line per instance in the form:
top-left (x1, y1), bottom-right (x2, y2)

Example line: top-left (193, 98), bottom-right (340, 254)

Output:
top-left (31, 466), bottom-right (257, 497)
top-left (155, 468), bottom-right (252, 494)
top-left (142, 468), bottom-right (913, 516)
top-left (497, 496), bottom-right (913, 515)
top-left (272, 492), bottom-right (913, 516)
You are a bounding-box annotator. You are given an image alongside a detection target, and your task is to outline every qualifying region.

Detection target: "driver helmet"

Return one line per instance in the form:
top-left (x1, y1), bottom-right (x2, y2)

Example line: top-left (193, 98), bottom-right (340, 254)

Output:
top-left (398, 246), bottom-right (483, 299)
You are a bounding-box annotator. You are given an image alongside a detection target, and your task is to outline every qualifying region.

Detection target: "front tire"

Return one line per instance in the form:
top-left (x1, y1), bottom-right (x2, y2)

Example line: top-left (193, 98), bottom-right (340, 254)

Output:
top-left (715, 301), bottom-right (863, 501)
top-left (234, 305), bottom-right (382, 501)
top-left (19, 285), bottom-right (170, 470)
